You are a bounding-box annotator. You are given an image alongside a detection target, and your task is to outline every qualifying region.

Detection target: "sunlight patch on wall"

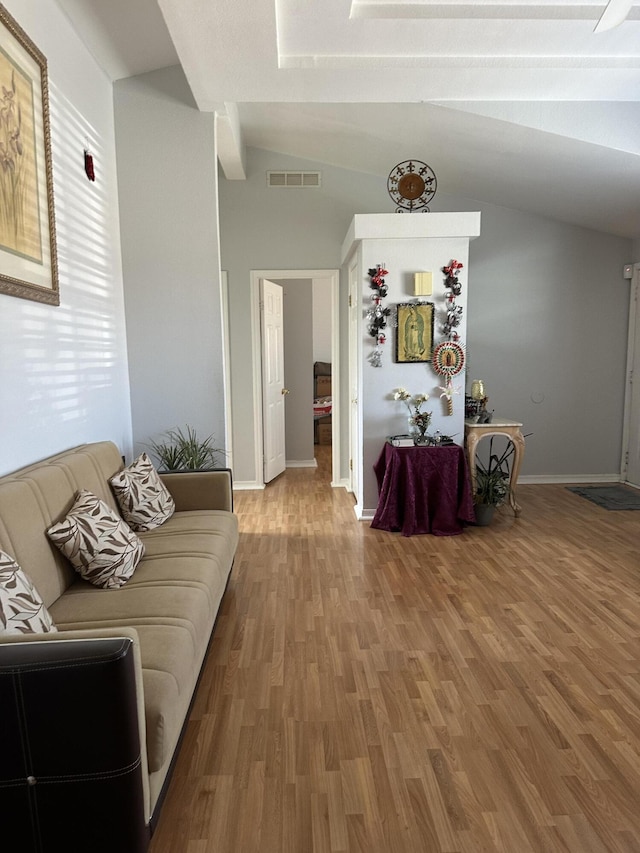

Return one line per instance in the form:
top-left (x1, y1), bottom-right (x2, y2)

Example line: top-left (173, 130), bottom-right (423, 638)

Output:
top-left (0, 80), bottom-right (132, 474)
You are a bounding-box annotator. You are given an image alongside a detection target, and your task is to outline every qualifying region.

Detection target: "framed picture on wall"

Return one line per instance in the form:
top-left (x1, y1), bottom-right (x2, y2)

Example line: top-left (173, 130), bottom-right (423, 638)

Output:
top-left (0, 4), bottom-right (58, 305)
top-left (396, 301), bottom-right (434, 363)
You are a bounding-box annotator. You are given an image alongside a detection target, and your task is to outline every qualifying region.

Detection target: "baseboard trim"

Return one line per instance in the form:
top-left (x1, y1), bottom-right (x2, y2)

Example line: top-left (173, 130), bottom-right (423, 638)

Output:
top-left (286, 459), bottom-right (318, 468)
top-left (233, 474), bottom-right (622, 495)
top-left (352, 503), bottom-right (375, 521)
top-left (519, 473), bottom-right (621, 485)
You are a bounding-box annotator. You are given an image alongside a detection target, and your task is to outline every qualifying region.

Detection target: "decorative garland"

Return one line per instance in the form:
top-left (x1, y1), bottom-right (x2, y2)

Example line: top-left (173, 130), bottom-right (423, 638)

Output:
top-left (442, 259), bottom-right (463, 340)
top-left (366, 264), bottom-right (391, 367)
top-left (433, 260), bottom-right (466, 414)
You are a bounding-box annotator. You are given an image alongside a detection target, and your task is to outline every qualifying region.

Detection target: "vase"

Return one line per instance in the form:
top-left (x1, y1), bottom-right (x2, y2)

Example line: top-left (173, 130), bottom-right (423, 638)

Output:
top-left (473, 503), bottom-right (495, 526)
top-left (411, 423), bottom-right (430, 445)
top-left (470, 379), bottom-right (485, 401)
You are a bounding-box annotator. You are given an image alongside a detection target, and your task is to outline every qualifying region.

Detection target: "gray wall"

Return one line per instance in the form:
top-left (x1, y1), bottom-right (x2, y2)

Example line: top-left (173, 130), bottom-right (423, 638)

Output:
top-left (114, 67), bottom-right (226, 459)
top-left (220, 146), bottom-right (632, 485)
top-left (463, 205), bottom-right (630, 478)
top-left (279, 278), bottom-right (315, 463)
top-left (313, 280), bottom-right (332, 363)
top-left (219, 148), bottom-right (362, 484)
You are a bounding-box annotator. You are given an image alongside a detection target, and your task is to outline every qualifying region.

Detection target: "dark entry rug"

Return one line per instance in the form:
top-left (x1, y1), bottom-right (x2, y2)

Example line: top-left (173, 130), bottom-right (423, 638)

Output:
top-left (567, 484), bottom-right (640, 510)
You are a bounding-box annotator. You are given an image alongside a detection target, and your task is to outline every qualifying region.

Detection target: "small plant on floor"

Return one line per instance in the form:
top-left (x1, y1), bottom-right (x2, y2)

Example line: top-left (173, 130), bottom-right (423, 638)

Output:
top-left (475, 437), bottom-right (512, 507)
top-left (148, 425), bottom-right (224, 472)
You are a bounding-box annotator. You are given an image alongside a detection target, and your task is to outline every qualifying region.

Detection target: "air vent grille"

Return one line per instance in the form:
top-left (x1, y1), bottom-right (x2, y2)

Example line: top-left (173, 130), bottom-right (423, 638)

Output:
top-left (267, 171), bottom-right (321, 188)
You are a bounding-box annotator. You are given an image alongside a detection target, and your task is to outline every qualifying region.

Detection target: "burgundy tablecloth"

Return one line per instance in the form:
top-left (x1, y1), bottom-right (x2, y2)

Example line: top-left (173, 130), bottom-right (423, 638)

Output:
top-left (371, 443), bottom-right (476, 536)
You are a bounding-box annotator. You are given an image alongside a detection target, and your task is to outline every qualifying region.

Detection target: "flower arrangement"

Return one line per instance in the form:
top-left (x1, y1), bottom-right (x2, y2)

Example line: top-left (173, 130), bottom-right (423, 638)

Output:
top-left (393, 388), bottom-right (432, 441)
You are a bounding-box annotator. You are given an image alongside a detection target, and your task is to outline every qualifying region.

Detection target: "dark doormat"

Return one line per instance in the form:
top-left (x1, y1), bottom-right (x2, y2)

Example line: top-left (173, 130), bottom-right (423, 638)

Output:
top-left (567, 484), bottom-right (640, 510)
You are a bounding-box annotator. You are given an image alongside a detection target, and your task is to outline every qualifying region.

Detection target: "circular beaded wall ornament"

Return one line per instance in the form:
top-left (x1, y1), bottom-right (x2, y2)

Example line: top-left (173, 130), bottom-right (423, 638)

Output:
top-left (432, 340), bottom-right (465, 415)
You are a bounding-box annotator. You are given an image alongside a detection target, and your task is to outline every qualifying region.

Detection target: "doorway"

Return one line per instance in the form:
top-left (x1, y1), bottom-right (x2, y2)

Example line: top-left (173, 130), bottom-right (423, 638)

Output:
top-left (250, 269), bottom-right (340, 488)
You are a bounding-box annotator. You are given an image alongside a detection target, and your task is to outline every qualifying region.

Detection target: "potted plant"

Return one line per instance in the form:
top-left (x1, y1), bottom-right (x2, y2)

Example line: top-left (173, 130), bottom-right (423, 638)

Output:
top-left (148, 425), bottom-right (224, 472)
top-left (473, 437), bottom-right (512, 525)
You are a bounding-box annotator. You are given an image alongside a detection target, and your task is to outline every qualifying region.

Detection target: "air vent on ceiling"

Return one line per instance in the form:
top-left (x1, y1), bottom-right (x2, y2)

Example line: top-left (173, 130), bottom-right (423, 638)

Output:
top-left (267, 170), bottom-right (321, 188)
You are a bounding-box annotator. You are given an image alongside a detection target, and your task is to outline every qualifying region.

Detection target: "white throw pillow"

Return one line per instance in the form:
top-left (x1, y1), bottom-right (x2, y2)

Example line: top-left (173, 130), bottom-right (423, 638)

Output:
top-left (47, 490), bottom-right (144, 589)
top-left (0, 550), bottom-right (57, 634)
top-left (109, 452), bottom-right (175, 532)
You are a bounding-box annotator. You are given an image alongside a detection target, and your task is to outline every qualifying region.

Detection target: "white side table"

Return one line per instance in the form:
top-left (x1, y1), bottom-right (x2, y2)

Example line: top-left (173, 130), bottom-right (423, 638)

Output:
top-left (464, 417), bottom-right (525, 517)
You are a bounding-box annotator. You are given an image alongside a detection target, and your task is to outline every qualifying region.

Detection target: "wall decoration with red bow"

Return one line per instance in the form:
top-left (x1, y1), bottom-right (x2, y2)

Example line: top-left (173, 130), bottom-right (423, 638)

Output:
top-left (442, 259), bottom-right (463, 340)
top-left (366, 264), bottom-right (391, 367)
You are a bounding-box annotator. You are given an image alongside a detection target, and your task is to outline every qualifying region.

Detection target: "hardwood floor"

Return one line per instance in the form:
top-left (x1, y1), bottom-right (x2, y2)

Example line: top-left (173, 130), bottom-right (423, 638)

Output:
top-left (149, 448), bottom-right (640, 852)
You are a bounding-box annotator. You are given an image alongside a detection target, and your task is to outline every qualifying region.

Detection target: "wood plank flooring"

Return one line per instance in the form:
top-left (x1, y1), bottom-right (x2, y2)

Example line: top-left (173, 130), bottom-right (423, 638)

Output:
top-left (149, 447), bottom-right (640, 852)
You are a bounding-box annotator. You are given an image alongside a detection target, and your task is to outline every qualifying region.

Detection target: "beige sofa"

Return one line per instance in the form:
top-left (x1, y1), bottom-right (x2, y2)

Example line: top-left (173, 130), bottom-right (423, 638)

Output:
top-left (0, 441), bottom-right (239, 851)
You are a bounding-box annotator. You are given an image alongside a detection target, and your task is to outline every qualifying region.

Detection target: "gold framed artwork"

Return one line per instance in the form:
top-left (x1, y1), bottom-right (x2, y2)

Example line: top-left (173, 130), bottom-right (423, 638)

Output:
top-left (0, 4), bottom-right (58, 305)
top-left (396, 301), bottom-right (434, 363)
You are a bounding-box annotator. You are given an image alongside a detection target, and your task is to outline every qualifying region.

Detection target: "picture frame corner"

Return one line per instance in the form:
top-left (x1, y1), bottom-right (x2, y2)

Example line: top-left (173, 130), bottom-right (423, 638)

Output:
top-left (0, 5), bottom-right (58, 306)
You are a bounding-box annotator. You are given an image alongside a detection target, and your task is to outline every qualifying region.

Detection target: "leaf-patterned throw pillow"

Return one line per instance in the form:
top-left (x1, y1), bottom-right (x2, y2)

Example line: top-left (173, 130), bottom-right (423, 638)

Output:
top-left (0, 550), bottom-right (57, 634)
top-left (109, 452), bottom-right (175, 532)
top-left (47, 490), bottom-right (144, 589)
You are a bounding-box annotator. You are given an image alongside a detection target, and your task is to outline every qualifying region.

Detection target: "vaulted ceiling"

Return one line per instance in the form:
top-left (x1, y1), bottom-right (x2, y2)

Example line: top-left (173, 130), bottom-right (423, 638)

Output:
top-left (57, 0), bottom-right (640, 238)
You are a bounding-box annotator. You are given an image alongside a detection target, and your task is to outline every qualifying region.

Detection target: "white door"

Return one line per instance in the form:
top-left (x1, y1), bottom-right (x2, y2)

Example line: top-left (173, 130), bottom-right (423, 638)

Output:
top-left (261, 279), bottom-right (287, 483)
top-left (623, 271), bottom-right (640, 486)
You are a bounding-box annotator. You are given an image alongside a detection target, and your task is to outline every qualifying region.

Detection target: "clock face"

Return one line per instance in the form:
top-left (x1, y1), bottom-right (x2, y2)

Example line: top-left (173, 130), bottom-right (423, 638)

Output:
top-left (397, 173), bottom-right (425, 200)
top-left (388, 160), bottom-right (437, 212)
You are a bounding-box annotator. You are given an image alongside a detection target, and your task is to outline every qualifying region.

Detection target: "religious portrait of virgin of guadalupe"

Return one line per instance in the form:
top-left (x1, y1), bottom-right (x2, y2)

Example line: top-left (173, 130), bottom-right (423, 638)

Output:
top-left (396, 302), bottom-right (434, 363)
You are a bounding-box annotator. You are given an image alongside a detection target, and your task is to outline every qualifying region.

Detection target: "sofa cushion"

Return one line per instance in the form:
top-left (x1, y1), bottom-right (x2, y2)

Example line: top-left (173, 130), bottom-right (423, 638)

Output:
top-left (139, 510), bottom-right (239, 568)
top-left (0, 550), bottom-right (57, 634)
top-left (49, 554), bottom-right (229, 773)
top-left (47, 490), bottom-right (145, 589)
top-left (110, 453), bottom-right (175, 532)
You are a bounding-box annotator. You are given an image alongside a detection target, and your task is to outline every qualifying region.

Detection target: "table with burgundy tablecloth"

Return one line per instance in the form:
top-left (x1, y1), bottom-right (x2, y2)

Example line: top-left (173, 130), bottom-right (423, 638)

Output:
top-left (371, 443), bottom-right (476, 536)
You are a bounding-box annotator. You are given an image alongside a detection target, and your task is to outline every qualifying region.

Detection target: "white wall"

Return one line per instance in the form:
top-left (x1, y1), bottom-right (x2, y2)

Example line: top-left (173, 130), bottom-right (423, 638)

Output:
top-left (352, 232), bottom-right (473, 513)
top-left (0, 0), bottom-right (132, 475)
top-left (219, 146), bottom-right (633, 487)
top-left (113, 67), bottom-right (226, 459)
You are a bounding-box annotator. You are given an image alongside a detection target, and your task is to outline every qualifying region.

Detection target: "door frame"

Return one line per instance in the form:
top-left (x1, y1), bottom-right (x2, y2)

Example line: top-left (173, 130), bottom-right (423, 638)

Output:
top-left (347, 254), bottom-right (361, 504)
top-left (621, 262), bottom-right (640, 486)
top-left (220, 271), bottom-right (233, 473)
top-left (250, 268), bottom-right (340, 488)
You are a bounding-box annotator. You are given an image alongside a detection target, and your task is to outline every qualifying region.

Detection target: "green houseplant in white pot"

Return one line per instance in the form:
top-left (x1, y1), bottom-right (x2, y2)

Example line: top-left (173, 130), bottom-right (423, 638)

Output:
top-left (148, 425), bottom-right (224, 472)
